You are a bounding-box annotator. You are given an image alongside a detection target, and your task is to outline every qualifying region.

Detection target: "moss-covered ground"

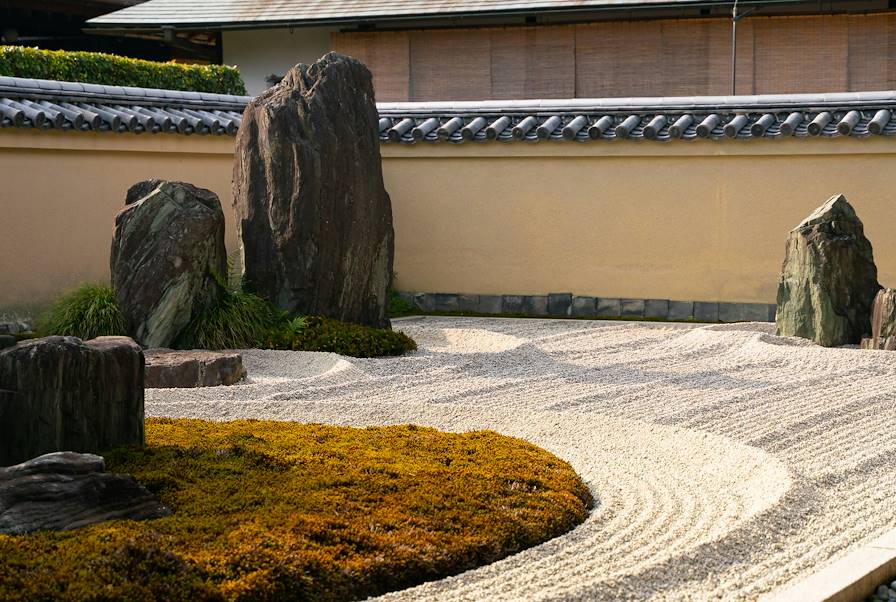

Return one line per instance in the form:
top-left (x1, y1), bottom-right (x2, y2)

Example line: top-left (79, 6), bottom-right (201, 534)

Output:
top-left (0, 419), bottom-right (592, 601)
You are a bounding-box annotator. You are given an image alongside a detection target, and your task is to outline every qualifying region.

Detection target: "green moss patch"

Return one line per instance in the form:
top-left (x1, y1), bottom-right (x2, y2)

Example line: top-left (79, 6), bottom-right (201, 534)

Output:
top-left (0, 419), bottom-right (591, 601)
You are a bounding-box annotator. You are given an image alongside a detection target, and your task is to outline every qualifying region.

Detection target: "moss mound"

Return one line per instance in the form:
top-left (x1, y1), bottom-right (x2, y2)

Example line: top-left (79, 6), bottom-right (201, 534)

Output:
top-left (264, 316), bottom-right (417, 357)
top-left (0, 419), bottom-right (591, 601)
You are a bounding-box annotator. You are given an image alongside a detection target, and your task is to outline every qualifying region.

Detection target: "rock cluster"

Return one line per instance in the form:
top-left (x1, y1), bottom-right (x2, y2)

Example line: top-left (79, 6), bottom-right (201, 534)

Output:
top-left (233, 52), bottom-right (394, 328)
top-left (775, 194), bottom-right (881, 347)
top-left (111, 180), bottom-right (228, 348)
top-left (0, 452), bottom-right (168, 535)
top-left (144, 349), bottom-right (246, 388)
top-left (0, 336), bottom-right (144, 466)
top-left (861, 289), bottom-right (896, 351)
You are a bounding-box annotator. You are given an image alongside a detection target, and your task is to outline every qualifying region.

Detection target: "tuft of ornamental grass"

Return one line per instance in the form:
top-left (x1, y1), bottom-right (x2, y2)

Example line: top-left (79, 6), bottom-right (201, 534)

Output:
top-left (0, 419), bottom-right (592, 601)
top-left (36, 284), bottom-right (127, 340)
top-left (175, 285), bottom-right (288, 351)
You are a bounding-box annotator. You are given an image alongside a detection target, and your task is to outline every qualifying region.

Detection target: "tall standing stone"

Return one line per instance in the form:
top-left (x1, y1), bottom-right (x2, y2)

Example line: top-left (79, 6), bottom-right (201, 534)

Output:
top-left (233, 52), bottom-right (394, 328)
top-left (775, 194), bottom-right (881, 347)
top-left (0, 336), bottom-right (144, 466)
top-left (111, 180), bottom-right (227, 348)
top-left (861, 289), bottom-right (896, 350)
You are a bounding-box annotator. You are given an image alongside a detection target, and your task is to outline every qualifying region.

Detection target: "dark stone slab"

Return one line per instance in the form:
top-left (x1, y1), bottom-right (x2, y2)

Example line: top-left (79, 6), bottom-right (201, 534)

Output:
top-left (522, 296), bottom-right (549, 316)
top-left (719, 302), bottom-right (773, 323)
top-left (413, 293), bottom-right (435, 312)
top-left (502, 295), bottom-right (524, 313)
top-left (478, 295), bottom-right (503, 314)
top-left (668, 301), bottom-right (694, 321)
top-left (458, 294), bottom-right (480, 312)
top-left (694, 301), bottom-right (719, 322)
top-left (571, 296), bottom-right (597, 317)
top-left (644, 299), bottom-right (670, 319)
top-left (0, 452), bottom-right (169, 535)
top-left (775, 194), bottom-right (881, 346)
top-left (548, 293), bottom-right (573, 317)
top-left (434, 293), bottom-right (459, 313)
top-left (0, 336), bottom-right (144, 467)
top-left (621, 299), bottom-right (645, 318)
top-left (596, 298), bottom-right (621, 318)
top-left (234, 53), bottom-right (394, 328)
top-left (144, 349), bottom-right (246, 388)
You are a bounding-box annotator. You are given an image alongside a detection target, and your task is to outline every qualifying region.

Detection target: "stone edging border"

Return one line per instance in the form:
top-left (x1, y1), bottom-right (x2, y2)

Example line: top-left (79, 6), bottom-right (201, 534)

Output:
top-left (762, 528), bottom-right (896, 602)
top-left (396, 292), bottom-right (776, 323)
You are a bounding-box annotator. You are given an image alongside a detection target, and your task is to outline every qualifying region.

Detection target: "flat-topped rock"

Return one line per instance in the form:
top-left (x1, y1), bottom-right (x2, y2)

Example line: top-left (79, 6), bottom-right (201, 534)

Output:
top-left (0, 336), bottom-right (144, 467)
top-left (144, 349), bottom-right (245, 388)
top-left (0, 452), bottom-right (169, 535)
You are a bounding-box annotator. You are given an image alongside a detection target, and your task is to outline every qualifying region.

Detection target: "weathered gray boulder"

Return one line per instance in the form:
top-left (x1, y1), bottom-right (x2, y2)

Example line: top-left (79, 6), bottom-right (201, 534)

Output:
top-left (144, 349), bottom-right (246, 388)
top-left (233, 52), bottom-right (394, 328)
top-left (0, 452), bottom-right (169, 535)
top-left (111, 180), bottom-right (227, 348)
top-left (861, 289), bottom-right (896, 351)
top-left (0, 336), bottom-right (144, 466)
top-left (775, 195), bottom-right (881, 347)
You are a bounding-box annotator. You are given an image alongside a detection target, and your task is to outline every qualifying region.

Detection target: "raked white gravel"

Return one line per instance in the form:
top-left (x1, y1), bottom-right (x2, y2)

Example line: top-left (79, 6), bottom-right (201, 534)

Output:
top-left (146, 316), bottom-right (896, 601)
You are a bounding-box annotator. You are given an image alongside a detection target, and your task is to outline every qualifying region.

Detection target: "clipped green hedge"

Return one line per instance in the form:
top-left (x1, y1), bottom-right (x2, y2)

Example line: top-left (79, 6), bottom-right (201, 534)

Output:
top-left (0, 46), bottom-right (246, 95)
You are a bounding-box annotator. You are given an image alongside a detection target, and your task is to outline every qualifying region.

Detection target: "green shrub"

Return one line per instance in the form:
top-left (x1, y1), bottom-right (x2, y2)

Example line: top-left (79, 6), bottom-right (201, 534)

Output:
top-left (0, 419), bottom-right (592, 601)
top-left (388, 291), bottom-right (415, 317)
top-left (264, 316), bottom-right (417, 357)
top-left (36, 284), bottom-right (127, 340)
top-left (0, 46), bottom-right (246, 95)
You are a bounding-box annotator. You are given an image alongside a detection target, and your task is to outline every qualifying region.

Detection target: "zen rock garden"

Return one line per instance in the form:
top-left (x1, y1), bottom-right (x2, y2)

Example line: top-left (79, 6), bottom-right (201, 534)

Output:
top-left (0, 53), bottom-right (398, 535)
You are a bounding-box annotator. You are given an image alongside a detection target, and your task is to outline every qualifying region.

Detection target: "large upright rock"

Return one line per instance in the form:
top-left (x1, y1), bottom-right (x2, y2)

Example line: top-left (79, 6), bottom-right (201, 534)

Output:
top-left (861, 289), bottom-right (896, 351)
top-left (111, 180), bottom-right (227, 348)
top-left (0, 336), bottom-right (144, 466)
top-left (233, 52), bottom-right (394, 328)
top-left (775, 194), bottom-right (881, 347)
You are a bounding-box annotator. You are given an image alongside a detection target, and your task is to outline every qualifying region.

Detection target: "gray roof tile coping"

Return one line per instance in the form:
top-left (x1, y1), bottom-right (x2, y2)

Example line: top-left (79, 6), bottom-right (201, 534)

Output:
top-left (3, 76), bottom-right (896, 141)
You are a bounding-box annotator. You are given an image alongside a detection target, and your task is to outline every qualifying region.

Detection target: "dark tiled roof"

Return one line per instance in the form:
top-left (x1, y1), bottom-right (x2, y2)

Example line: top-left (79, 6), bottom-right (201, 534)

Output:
top-left (4, 76), bottom-right (896, 143)
top-left (0, 76), bottom-right (249, 135)
top-left (89, 0), bottom-right (748, 28)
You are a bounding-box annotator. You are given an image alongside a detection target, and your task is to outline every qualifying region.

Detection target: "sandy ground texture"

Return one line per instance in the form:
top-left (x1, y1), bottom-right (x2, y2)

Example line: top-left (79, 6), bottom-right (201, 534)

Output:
top-left (146, 317), bottom-right (896, 601)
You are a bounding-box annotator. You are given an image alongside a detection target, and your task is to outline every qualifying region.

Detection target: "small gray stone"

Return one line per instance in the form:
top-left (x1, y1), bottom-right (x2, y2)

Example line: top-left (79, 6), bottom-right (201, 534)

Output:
top-left (458, 294), bottom-right (480, 312)
top-left (503, 295), bottom-right (524, 313)
top-left (144, 349), bottom-right (246, 388)
top-left (0, 336), bottom-right (15, 350)
top-left (668, 301), bottom-right (694, 321)
top-left (548, 293), bottom-right (573, 317)
top-left (596, 298), bottom-right (621, 318)
top-left (522, 296), bottom-right (549, 316)
top-left (434, 293), bottom-right (459, 313)
top-left (478, 295), bottom-right (503, 314)
top-left (571, 296), bottom-right (597, 317)
top-left (877, 585), bottom-right (890, 597)
top-left (644, 299), bottom-right (669, 319)
top-left (621, 299), bottom-right (645, 318)
top-left (694, 301), bottom-right (719, 322)
top-left (413, 293), bottom-right (435, 312)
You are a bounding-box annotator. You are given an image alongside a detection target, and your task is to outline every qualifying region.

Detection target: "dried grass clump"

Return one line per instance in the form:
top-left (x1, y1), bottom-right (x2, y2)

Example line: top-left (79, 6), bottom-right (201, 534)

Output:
top-left (0, 419), bottom-right (592, 601)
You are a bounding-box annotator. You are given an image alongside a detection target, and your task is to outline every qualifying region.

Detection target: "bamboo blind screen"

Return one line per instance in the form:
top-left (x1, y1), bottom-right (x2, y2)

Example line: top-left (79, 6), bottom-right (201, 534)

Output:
top-left (332, 13), bottom-right (896, 101)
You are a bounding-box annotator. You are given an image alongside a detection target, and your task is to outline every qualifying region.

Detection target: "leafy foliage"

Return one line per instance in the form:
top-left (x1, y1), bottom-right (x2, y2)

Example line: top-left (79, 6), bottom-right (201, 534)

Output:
top-left (264, 316), bottom-right (417, 357)
top-left (0, 46), bottom-right (246, 95)
top-left (35, 284), bottom-right (127, 340)
top-left (0, 419), bottom-right (592, 601)
top-left (388, 291), bottom-right (415, 317)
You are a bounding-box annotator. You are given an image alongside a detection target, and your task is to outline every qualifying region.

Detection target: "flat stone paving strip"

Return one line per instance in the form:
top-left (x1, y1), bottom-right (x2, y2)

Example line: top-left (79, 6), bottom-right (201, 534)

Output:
top-left (146, 317), bottom-right (896, 600)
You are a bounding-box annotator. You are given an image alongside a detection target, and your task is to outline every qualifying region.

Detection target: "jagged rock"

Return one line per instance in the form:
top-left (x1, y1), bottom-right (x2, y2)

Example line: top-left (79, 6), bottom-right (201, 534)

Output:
top-left (861, 289), bottom-right (896, 350)
top-left (775, 194), bottom-right (881, 347)
top-left (0, 336), bottom-right (144, 467)
top-left (233, 52), bottom-right (394, 328)
top-left (144, 349), bottom-right (246, 388)
top-left (111, 180), bottom-right (227, 348)
top-left (0, 452), bottom-right (169, 535)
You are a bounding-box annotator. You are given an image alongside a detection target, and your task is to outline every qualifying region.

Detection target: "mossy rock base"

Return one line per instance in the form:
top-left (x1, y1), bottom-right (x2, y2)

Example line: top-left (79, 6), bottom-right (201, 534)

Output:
top-left (0, 419), bottom-right (592, 601)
